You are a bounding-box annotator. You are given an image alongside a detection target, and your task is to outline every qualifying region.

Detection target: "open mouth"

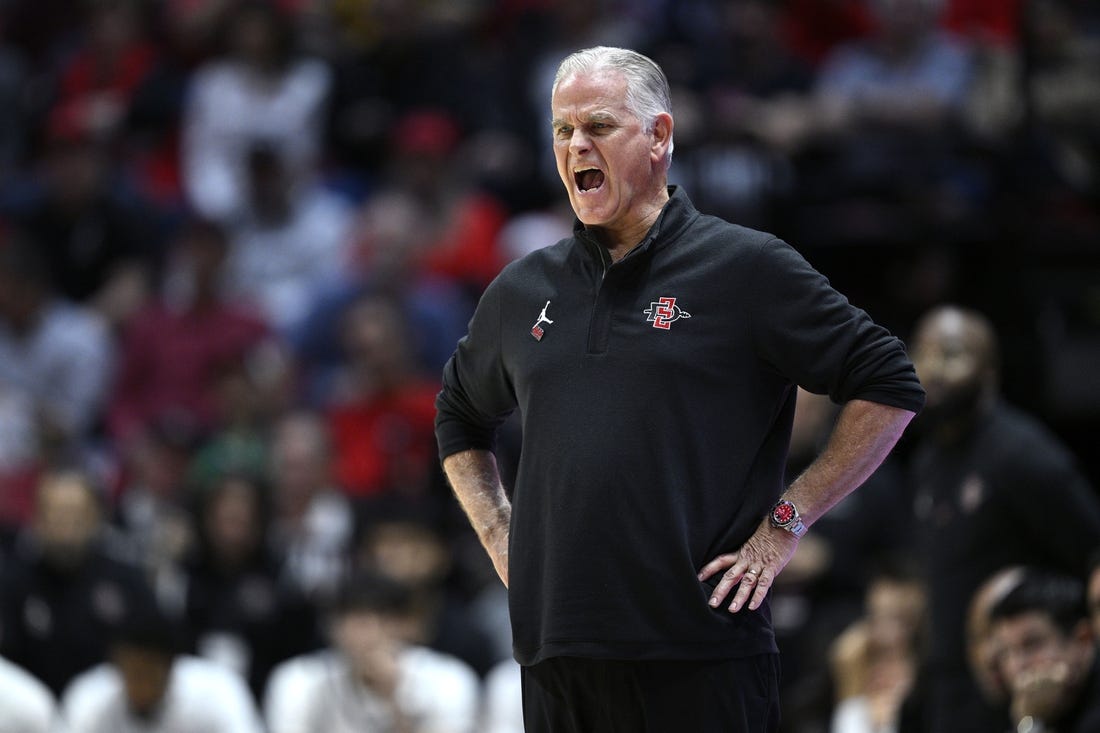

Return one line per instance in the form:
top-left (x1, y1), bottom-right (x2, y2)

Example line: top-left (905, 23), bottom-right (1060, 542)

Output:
top-left (574, 168), bottom-right (605, 192)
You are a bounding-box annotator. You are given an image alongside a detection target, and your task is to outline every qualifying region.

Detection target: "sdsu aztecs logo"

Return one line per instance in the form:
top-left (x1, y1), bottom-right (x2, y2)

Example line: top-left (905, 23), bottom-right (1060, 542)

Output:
top-left (644, 297), bottom-right (691, 330)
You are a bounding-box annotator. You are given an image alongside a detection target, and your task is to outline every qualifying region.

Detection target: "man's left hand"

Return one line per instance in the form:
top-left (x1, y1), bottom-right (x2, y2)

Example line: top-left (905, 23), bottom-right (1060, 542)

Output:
top-left (697, 518), bottom-right (799, 613)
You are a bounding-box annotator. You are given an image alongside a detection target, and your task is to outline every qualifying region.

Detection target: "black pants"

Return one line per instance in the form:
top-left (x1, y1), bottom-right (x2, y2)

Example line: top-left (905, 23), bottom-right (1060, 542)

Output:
top-left (521, 655), bottom-right (781, 733)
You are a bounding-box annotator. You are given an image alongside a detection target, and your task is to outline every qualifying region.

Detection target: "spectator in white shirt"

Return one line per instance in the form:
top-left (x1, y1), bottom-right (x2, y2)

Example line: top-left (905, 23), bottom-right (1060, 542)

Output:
top-left (0, 237), bottom-right (112, 471)
top-left (181, 1), bottom-right (330, 223)
top-left (268, 410), bottom-right (353, 601)
top-left (222, 143), bottom-right (353, 334)
top-left (264, 571), bottom-right (480, 733)
top-left (0, 655), bottom-right (63, 733)
top-left (61, 608), bottom-right (264, 733)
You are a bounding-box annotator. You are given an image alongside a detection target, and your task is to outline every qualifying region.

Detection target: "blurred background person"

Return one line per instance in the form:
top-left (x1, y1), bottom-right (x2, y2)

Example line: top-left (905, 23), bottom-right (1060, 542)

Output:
top-left (324, 292), bottom-right (443, 503)
top-left (220, 142), bottom-right (354, 336)
top-left (966, 0), bottom-right (1100, 196)
top-left (0, 470), bottom-right (156, 697)
top-left (291, 187), bottom-right (474, 395)
top-left (354, 498), bottom-right (505, 679)
top-left (964, 564), bottom-right (1027, 729)
top-left (376, 109), bottom-right (508, 303)
top-left (180, 471), bottom-right (321, 701)
top-left (4, 101), bottom-right (155, 330)
top-left (828, 559), bottom-right (927, 733)
top-left (814, 0), bottom-right (972, 132)
top-left (908, 305), bottom-right (1100, 733)
top-left (109, 411), bottom-right (200, 609)
top-left (181, 0), bottom-right (331, 223)
top-left (264, 570), bottom-right (480, 733)
top-left (61, 605), bottom-right (264, 733)
top-left (49, 0), bottom-right (157, 147)
top-left (184, 335), bottom-right (294, 499)
top-left (796, 0), bottom-right (975, 245)
top-left (268, 409), bottom-right (353, 602)
top-left (658, 0), bottom-right (814, 230)
top-left (988, 569), bottom-right (1100, 733)
top-left (107, 216), bottom-right (270, 449)
top-left (0, 238), bottom-right (113, 522)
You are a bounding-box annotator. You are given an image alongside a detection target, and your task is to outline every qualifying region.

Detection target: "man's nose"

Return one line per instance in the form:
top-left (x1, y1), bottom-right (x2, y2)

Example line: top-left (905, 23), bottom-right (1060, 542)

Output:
top-left (569, 129), bottom-right (592, 154)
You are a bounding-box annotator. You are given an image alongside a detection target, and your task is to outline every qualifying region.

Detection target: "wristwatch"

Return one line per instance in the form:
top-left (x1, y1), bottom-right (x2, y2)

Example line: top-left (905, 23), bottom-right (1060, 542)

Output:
top-left (769, 499), bottom-right (807, 538)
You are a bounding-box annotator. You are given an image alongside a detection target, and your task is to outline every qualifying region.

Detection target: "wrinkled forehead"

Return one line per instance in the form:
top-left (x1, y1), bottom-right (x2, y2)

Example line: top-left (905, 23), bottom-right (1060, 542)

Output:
top-left (552, 68), bottom-right (630, 114)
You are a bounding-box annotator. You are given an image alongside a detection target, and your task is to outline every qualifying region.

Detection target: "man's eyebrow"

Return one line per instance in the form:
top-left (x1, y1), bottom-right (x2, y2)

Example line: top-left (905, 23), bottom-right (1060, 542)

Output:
top-left (581, 112), bottom-right (617, 125)
top-left (551, 112), bottom-right (618, 128)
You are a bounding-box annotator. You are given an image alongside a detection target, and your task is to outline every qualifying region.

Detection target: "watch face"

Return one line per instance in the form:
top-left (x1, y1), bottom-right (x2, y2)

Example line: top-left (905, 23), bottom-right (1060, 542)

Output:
top-left (772, 501), bottom-right (795, 525)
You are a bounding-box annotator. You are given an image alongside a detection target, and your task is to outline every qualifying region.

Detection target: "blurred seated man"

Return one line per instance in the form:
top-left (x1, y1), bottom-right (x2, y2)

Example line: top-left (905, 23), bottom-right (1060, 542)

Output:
top-left (0, 655), bottom-right (62, 733)
top-left (965, 565), bottom-right (1027, 719)
top-left (61, 607), bottom-right (264, 733)
top-left (264, 571), bottom-right (480, 733)
top-left (354, 499), bottom-right (504, 677)
top-left (829, 558), bottom-right (927, 733)
top-left (0, 470), bottom-right (157, 696)
top-left (988, 570), bottom-right (1100, 733)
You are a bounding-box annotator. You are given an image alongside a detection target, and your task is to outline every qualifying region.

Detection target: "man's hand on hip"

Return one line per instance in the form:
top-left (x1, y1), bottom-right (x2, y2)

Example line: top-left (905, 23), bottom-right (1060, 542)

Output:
top-left (697, 518), bottom-right (799, 613)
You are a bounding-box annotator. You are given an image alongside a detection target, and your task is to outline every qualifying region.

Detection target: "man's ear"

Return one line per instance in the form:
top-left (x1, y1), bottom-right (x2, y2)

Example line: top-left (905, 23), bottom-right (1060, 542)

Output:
top-left (651, 112), bottom-right (673, 164)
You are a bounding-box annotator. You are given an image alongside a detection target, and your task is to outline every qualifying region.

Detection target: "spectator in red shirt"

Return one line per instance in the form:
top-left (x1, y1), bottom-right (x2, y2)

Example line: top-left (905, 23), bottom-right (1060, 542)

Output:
top-left (384, 110), bottom-right (508, 299)
top-left (52, 0), bottom-right (157, 143)
top-left (326, 293), bottom-right (441, 502)
top-left (108, 217), bottom-right (270, 449)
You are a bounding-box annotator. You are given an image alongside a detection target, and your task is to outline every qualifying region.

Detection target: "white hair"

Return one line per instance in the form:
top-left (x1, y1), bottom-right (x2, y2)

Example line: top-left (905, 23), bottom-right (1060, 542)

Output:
top-left (552, 46), bottom-right (674, 166)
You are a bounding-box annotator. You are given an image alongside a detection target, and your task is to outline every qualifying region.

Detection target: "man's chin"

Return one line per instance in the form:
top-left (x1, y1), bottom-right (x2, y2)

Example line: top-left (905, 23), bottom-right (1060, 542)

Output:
top-left (575, 207), bottom-right (607, 226)
top-left (571, 195), bottom-right (614, 223)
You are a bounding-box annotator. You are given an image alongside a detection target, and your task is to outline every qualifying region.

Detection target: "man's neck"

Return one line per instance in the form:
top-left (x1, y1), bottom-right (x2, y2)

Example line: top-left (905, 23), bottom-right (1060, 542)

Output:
top-left (596, 187), bottom-right (670, 262)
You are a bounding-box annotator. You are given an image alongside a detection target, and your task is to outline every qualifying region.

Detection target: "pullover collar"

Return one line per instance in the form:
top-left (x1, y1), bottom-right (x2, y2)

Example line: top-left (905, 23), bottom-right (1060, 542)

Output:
top-left (573, 185), bottom-right (700, 276)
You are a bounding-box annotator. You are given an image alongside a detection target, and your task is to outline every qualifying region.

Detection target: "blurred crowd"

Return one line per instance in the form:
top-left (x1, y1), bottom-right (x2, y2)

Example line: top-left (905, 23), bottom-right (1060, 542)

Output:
top-left (0, 0), bottom-right (1098, 732)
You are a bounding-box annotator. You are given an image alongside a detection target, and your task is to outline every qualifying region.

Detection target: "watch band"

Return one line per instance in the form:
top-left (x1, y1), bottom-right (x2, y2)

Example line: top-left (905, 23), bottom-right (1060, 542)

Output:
top-left (785, 516), bottom-right (807, 538)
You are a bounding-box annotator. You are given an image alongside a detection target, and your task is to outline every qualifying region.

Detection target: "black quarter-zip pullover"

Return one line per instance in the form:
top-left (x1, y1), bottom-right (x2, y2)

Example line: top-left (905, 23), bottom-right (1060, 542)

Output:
top-left (436, 186), bottom-right (924, 665)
